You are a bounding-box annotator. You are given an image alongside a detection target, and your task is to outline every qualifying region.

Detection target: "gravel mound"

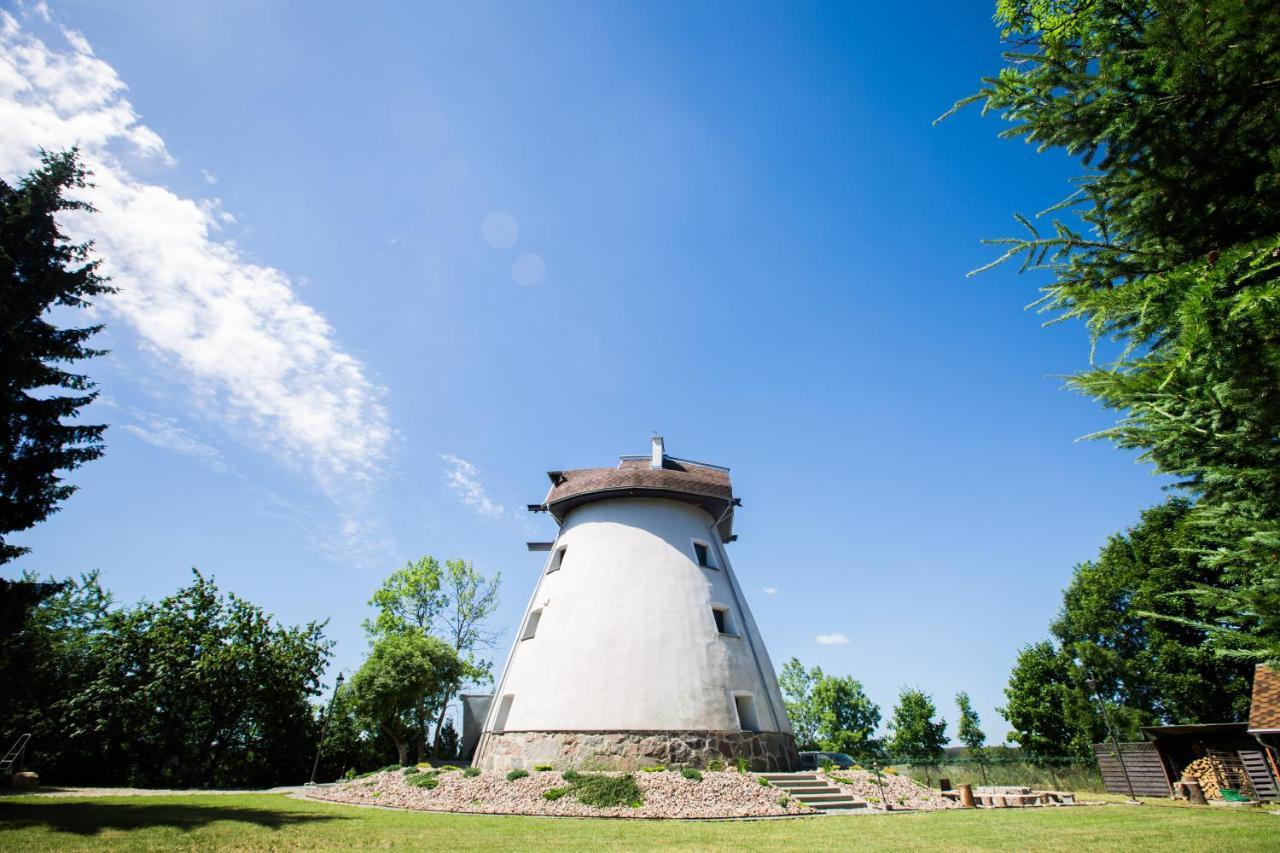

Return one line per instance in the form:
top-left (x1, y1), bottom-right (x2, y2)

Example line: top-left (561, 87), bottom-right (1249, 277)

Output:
top-left (819, 769), bottom-right (959, 811)
top-left (308, 768), bottom-right (809, 819)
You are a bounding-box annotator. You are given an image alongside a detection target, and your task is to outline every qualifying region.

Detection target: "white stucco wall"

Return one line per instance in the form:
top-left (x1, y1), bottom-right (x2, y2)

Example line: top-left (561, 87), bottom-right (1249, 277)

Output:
top-left (483, 497), bottom-right (793, 734)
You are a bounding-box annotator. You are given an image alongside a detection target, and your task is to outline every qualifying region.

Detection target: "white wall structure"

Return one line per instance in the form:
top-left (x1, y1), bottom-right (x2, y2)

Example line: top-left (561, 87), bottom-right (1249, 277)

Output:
top-left (473, 437), bottom-right (797, 771)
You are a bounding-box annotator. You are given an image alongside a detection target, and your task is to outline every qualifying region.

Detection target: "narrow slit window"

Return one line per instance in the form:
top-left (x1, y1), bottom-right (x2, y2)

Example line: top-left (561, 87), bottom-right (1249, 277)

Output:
top-left (548, 546), bottom-right (567, 573)
top-left (494, 694), bottom-right (514, 731)
top-left (712, 606), bottom-right (734, 635)
top-left (693, 542), bottom-right (712, 568)
top-left (521, 608), bottom-right (543, 640)
top-left (734, 694), bottom-right (760, 732)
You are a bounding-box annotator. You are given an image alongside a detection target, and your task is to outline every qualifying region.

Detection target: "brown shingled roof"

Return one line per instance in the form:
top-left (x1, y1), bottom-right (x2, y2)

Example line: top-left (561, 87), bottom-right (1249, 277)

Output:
top-left (543, 456), bottom-right (736, 540)
top-left (1249, 664), bottom-right (1280, 732)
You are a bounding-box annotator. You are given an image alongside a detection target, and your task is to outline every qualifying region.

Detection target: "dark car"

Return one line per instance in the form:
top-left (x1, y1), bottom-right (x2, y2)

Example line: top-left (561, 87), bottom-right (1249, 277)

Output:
top-left (796, 751), bottom-right (858, 770)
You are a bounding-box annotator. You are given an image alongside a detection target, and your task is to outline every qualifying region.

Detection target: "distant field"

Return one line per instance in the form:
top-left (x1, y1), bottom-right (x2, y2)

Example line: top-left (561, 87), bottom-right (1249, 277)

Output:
top-left (0, 793), bottom-right (1276, 851)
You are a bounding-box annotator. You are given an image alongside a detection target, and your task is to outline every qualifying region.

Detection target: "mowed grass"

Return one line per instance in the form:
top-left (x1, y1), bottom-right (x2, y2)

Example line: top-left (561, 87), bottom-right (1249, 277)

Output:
top-left (0, 793), bottom-right (1275, 852)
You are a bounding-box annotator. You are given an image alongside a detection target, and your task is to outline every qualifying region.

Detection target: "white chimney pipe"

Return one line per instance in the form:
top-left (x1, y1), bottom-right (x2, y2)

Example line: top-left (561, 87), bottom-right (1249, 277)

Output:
top-left (651, 434), bottom-right (664, 469)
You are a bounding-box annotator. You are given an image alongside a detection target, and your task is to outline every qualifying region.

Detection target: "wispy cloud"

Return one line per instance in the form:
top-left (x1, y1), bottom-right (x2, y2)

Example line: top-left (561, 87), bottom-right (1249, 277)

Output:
top-left (121, 410), bottom-right (227, 473)
top-left (200, 168), bottom-right (217, 185)
top-left (441, 454), bottom-right (506, 518)
top-left (0, 12), bottom-right (391, 509)
top-left (762, 586), bottom-right (778, 596)
top-left (814, 633), bottom-right (850, 645)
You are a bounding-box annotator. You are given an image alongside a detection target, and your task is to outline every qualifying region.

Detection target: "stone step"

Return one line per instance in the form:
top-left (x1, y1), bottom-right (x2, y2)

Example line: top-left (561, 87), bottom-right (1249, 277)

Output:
top-left (760, 773), bottom-right (818, 782)
top-left (793, 790), bottom-right (855, 803)
top-left (769, 780), bottom-right (830, 790)
top-left (814, 800), bottom-right (869, 811)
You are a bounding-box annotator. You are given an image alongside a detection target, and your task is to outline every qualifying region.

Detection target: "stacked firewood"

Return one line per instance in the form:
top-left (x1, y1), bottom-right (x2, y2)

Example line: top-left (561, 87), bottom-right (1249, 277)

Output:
top-left (1181, 757), bottom-right (1224, 799)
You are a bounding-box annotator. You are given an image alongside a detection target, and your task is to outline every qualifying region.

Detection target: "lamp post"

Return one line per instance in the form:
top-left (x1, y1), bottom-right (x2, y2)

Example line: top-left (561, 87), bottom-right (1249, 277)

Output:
top-left (308, 671), bottom-right (344, 786)
top-left (1085, 671), bottom-right (1139, 804)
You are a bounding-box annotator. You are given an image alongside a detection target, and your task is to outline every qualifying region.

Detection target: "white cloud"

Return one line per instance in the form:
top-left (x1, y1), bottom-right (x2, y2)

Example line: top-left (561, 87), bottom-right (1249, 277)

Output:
top-left (762, 586), bottom-right (778, 596)
top-left (0, 14), bottom-right (391, 505)
top-left (201, 168), bottom-right (217, 185)
top-left (442, 454), bottom-right (506, 518)
top-left (814, 633), bottom-right (850, 645)
top-left (121, 410), bottom-right (227, 473)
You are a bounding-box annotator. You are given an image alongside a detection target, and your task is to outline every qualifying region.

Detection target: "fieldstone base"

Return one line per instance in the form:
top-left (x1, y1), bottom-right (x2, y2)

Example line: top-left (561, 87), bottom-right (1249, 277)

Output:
top-left (472, 730), bottom-right (798, 772)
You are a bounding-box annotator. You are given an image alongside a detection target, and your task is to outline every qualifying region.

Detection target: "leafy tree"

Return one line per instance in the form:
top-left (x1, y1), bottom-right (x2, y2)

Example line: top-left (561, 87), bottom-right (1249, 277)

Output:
top-left (955, 691), bottom-right (986, 753)
top-left (0, 150), bottom-right (112, 563)
top-left (0, 570), bottom-right (332, 787)
top-left (778, 657), bottom-right (821, 749)
top-left (314, 682), bottom-right (397, 782)
top-left (1000, 641), bottom-right (1093, 760)
top-left (887, 688), bottom-right (947, 764)
top-left (950, 1), bottom-right (1280, 662)
top-left (348, 631), bottom-right (463, 766)
top-left (366, 556), bottom-right (500, 757)
top-left (778, 658), bottom-right (880, 756)
top-left (813, 674), bottom-right (881, 758)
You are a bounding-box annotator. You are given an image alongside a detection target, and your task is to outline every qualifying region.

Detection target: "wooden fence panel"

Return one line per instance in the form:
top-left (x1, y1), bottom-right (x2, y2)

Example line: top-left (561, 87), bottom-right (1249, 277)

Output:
top-left (1092, 742), bottom-right (1170, 797)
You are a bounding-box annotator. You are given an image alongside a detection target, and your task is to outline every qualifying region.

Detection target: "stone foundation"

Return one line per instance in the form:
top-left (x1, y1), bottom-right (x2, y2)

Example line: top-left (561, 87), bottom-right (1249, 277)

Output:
top-left (472, 730), bottom-right (798, 772)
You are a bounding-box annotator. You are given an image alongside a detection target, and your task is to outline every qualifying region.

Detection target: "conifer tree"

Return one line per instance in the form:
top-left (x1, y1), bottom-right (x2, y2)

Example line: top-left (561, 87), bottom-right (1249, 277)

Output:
top-left (0, 150), bottom-right (112, 563)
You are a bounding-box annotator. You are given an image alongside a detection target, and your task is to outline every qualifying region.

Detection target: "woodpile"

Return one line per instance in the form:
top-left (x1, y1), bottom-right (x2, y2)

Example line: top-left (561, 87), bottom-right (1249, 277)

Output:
top-left (1181, 756), bottom-right (1224, 799)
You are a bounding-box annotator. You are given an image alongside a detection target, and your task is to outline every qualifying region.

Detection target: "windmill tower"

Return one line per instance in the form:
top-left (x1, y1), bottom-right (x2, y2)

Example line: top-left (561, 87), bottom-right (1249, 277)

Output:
top-left (472, 436), bottom-right (797, 771)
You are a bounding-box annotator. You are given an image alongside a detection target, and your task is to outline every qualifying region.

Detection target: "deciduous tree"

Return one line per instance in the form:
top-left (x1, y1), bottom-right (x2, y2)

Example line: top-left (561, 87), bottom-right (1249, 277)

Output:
top-left (887, 688), bottom-right (947, 765)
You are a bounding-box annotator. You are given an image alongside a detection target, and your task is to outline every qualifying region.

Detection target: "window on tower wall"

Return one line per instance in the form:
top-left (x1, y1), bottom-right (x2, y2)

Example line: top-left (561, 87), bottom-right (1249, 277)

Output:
top-left (734, 694), bottom-right (760, 732)
top-left (712, 605), bottom-right (735, 635)
top-left (548, 546), bottom-right (567, 573)
top-left (521, 608), bottom-right (543, 640)
top-left (693, 541), bottom-right (713, 568)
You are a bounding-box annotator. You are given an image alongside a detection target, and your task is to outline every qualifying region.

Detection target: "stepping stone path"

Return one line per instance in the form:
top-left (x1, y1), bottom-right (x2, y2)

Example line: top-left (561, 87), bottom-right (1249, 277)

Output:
top-left (759, 773), bottom-right (868, 812)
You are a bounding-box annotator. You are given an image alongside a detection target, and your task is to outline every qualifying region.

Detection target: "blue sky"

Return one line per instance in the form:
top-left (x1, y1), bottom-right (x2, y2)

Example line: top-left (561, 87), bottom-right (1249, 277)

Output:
top-left (2, 1), bottom-right (1169, 745)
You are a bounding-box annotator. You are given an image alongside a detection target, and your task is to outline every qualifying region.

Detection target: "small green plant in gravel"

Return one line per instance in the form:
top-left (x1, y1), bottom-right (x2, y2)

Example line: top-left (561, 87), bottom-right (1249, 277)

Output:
top-left (640, 765), bottom-right (665, 773)
top-left (437, 765), bottom-right (460, 772)
top-left (681, 768), bottom-right (702, 781)
top-left (570, 773), bottom-right (644, 808)
top-left (735, 756), bottom-right (749, 773)
top-left (707, 759), bottom-right (725, 771)
top-left (819, 758), bottom-right (835, 772)
top-left (463, 767), bottom-right (481, 777)
top-left (561, 770), bottom-right (580, 782)
top-left (407, 772), bottom-right (440, 790)
top-left (506, 769), bottom-right (530, 781)
top-left (542, 787), bottom-right (569, 801)
top-left (757, 776), bottom-right (772, 787)
top-left (776, 795), bottom-right (789, 808)
top-left (402, 767), bottom-right (420, 776)
top-left (534, 764), bottom-right (554, 772)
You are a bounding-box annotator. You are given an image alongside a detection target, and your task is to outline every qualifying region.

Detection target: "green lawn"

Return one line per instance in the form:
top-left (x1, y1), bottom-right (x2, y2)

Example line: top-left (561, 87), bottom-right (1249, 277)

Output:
top-left (0, 793), bottom-right (1275, 851)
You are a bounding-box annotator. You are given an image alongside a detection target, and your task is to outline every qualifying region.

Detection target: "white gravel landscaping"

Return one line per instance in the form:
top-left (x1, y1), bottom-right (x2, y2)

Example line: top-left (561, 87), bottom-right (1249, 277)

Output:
top-left (819, 768), bottom-right (960, 811)
top-left (307, 767), bottom-right (810, 819)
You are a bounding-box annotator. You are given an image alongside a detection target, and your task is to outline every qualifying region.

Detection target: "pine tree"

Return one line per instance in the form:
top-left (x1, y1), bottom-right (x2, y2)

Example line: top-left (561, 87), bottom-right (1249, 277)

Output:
top-left (949, 1), bottom-right (1280, 663)
top-left (0, 150), bottom-right (112, 563)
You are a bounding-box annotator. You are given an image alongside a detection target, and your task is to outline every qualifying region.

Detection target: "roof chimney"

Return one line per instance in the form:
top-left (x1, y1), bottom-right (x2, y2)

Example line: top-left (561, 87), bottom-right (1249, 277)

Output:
top-left (651, 434), bottom-right (665, 469)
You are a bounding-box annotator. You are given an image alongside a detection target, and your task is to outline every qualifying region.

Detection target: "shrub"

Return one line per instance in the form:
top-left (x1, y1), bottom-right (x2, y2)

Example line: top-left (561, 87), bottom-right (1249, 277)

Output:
top-left (735, 756), bottom-right (749, 773)
top-left (681, 768), bottom-right (702, 781)
top-left (561, 770), bottom-right (580, 782)
top-left (343, 768), bottom-right (357, 780)
top-left (463, 767), bottom-right (481, 777)
top-left (884, 767), bottom-right (898, 775)
top-left (379, 764), bottom-right (401, 773)
top-left (416, 762), bottom-right (432, 770)
top-left (757, 776), bottom-right (772, 787)
top-left (438, 765), bottom-right (460, 772)
top-left (819, 758), bottom-right (835, 772)
top-left (640, 765), bottom-right (665, 773)
top-left (534, 764), bottom-right (554, 772)
top-left (542, 787), bottom-right (569, 801)
top-left (867, 796), bottom-right (880, 804)
top-left (506, 769), bottom-right (530, 781)
top-left (571, 773), bottom-right (643, 808)
top-left (707, 759), bottom-right (725, 772)
top-left (777, 795), bottom-right (789, 808)
top-left (407, 772), bottom-right (440, 790)
top-left (402, 767), bottom-right (420, 776)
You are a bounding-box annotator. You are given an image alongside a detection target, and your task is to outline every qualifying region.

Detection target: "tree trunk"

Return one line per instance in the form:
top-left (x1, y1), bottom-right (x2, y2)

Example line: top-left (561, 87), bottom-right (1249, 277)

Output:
top-left (431, 695), bottom-right (450, 757)
top-left (382, 722), bottom-right (409, 766)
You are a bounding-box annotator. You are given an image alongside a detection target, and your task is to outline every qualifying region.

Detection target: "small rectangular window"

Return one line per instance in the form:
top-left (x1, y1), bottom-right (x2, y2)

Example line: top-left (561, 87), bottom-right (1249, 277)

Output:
top-left (693, 542), bottom-right (711, 567)
top-left (548, 546), bottom-right (567, 573)
top-left (521, 608), bottom-right (543, 640)
top-left (712, 606), bottom-right (734, 635)
top-left (734, 694), bottom-right (760, 732)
